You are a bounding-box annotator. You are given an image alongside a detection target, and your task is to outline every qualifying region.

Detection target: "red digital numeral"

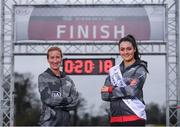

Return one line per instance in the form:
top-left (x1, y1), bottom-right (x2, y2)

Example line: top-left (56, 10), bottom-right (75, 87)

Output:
top-left (74, 60), bottom-right (83, 73)
top-left (104, 60), bottom-right (113, 73)
top-left (99, 60), bottom-right (103, 73)
top-left (84, 60), bottom-right (94, 74)
top-left (64, 60), bottom-right (74, 74)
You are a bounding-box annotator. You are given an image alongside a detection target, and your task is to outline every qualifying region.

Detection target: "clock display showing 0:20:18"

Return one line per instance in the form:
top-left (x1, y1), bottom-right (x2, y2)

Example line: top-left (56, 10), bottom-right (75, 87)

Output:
top-left (62, 58), bottom-right (115, 75)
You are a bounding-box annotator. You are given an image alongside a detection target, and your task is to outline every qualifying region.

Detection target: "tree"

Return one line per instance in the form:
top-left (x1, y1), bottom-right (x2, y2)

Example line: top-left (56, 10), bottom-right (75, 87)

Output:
top-left (146, 102), bottom-right (166, 125)
top-left (14, 72), bottom-right (41, 126)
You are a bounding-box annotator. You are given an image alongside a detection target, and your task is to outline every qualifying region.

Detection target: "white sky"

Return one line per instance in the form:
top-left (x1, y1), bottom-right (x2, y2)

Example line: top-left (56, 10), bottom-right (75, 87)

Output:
top-left (14, 55), bottom-right (166, 115)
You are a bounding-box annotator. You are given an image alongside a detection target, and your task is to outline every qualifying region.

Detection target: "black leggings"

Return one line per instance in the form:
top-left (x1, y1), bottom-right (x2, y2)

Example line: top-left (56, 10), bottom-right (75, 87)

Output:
top-left (110, 119), bottom-right (146, 126)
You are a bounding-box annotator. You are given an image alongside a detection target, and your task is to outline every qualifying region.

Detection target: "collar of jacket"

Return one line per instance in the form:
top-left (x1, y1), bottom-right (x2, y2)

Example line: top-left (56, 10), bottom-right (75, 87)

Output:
top-left (45, 68), bottom-right (66, 78)
top-left (120, 59), bottom-right (148, 74)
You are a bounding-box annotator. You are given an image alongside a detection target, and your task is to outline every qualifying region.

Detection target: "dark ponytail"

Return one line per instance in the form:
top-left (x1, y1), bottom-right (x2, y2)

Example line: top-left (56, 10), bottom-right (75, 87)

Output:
top-left (119, 34), bottom-right (140, 60)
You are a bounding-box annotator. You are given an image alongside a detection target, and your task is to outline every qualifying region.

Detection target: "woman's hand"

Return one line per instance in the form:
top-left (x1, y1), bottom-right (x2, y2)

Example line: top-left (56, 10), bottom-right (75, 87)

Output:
top-left (101, 86), bottom-right (110, 92)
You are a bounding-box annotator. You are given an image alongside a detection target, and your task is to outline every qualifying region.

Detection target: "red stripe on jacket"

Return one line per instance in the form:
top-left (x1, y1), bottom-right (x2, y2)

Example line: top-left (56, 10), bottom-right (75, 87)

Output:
top-left (110, 115), bottom-right (143, 123)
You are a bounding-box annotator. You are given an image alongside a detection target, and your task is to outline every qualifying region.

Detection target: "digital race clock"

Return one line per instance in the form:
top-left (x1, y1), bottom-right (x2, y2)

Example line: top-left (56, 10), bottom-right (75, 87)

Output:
top-left (63, 58), bottom-right (115, 75)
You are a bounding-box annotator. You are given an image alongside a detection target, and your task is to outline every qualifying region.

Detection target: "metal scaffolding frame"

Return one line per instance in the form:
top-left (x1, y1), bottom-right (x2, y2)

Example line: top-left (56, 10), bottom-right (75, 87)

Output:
top-left (0, 0), bottom-right (179, 126)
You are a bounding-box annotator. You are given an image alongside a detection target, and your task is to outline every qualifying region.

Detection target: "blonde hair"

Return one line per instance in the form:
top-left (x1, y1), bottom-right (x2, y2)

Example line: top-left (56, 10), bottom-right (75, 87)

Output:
top-left (47, 47), bottom-right (63, 59)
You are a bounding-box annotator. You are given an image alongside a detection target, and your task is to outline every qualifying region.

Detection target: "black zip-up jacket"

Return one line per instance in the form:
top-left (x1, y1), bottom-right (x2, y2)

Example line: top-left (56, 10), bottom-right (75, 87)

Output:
top-left (38, 68), bottom-right (79, 126)
top-left (101, 60), bottom-right (148, 123)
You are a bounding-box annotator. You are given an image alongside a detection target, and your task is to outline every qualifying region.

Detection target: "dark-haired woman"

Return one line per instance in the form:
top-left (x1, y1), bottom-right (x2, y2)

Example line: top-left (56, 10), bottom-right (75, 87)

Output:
top-left (101, 35), bottom-right (148, 126)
